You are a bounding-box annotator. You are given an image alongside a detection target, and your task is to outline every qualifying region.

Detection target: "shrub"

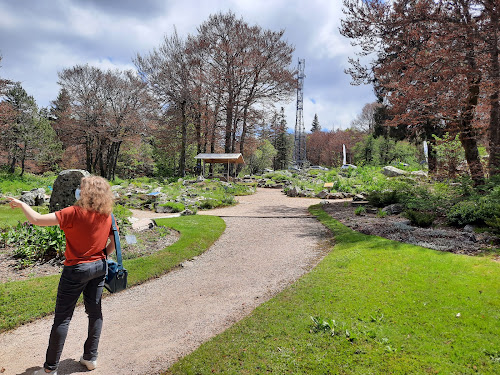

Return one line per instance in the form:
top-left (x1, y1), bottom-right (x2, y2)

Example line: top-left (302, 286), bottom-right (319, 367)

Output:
top-left (199, 198), bottom-right (222, 210)
top-left (404, 210), bottom-right (436, 228)
top-left (366, 190), bottom-right (399, 207)
top-left (113, 204), bottom-right (132, 233)
top-left (446, 199), bottom-right (497, 227)
top-left (159, 202), bottom-right (185, 213)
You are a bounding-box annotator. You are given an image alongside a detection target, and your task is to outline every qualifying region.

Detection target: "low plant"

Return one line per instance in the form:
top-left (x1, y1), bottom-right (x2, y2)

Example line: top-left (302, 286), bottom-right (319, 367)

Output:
top-left (404, 209), bottom-right (436, 228)
top-left (2, 222), bottom-right (65, 267)
top-left (159, 202), bottom-right (185, 213)
top-left (113, 204), bottom-right (132, 234)
top-left (354, 206), bottom-right (366, 216)
top-left (365, 190), bottom-right (399, 207)
top-left (377, 209), bottom-right (388, 218)
top-left (198, 198), bottom-right (222, 210)
top-left (446, 198), bottom-right (498, 227)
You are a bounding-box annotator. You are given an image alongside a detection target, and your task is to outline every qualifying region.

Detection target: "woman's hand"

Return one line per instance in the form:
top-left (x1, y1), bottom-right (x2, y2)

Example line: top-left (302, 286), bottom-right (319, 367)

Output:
top-left (5, 196), bottom-right (59, 226)
top-left (6, 197), bottom-right (24, 209)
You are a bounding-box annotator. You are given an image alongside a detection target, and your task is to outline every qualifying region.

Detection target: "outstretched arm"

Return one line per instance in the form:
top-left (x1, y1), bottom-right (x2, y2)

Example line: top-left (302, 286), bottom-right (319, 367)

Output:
top-left (7, 197), bottom-right (59, 227)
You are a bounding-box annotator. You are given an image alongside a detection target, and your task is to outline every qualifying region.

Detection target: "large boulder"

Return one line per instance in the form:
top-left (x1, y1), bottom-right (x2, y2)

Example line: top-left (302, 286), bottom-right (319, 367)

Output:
top-left (381, 166), bottom-right (408, 177)
top-left (49, 169), bottom-right (90, 212)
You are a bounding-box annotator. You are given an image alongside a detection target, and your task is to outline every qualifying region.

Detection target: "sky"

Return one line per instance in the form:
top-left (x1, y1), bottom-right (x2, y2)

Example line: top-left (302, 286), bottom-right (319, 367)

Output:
top-left (0, 0), bottom-right (376, 132)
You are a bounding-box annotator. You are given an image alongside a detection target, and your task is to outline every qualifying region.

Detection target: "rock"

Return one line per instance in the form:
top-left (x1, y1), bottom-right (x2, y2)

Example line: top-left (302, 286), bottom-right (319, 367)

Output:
top-left (463, 224), bottom-right (475, 233)
top-left (49, 169), bottom-right (90, 212)
top-left (382, 203), bottom-right (404, 215)
top-left (155, 205), bottom-right (174, 214)
top-left (181, 209), bottom-right (195, 216)
top-left (329, 192), bottom-right (345, 199)
top-left (462, 232), bottom-right (477, 242)
top-left (287, 186), bottom-right (300, 197)
top-left (352, 194), bottom-right (366, 202)
top-left (381, 166), bottom-right (408, 177)
top-left (411, 170), bottom-right (428, 177)
top-left (20, 188), bottom-right (46, 206)
top-left (316, 190), bottom-right (329, 199)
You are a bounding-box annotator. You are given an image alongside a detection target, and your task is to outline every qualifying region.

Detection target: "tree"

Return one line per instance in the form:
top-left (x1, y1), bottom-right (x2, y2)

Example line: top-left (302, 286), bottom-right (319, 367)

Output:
top-left (193, 11), bottom-right (295, 162)
top-left (1, 84), bottom-right (62, 174)
top-left (57, 65), bottom-right (150, 179)
top-left (135, 29), bottom-right (193, 177)
top-left (311, 113), bottom-right (321, 132)
top-left (340, 0), bottom-right (492, 183)
top-left (247, 140), bottom-right (277, 174)
top-left (350, 102), bottom-right (381, 133)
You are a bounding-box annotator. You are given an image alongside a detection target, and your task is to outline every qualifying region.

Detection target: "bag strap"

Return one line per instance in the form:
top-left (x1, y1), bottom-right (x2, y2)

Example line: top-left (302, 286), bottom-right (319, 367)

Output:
top-left (110, 214), bottom-right (123, 270)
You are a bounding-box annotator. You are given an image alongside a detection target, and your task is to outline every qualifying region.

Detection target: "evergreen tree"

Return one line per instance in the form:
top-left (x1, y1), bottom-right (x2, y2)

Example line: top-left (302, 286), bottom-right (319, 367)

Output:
top-left (311, 113), bottom-right (321, 132)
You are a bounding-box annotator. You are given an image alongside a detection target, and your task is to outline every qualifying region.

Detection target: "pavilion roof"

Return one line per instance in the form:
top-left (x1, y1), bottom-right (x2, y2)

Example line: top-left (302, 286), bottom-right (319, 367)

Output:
top-left (194, 153), bottom-right (245, 164)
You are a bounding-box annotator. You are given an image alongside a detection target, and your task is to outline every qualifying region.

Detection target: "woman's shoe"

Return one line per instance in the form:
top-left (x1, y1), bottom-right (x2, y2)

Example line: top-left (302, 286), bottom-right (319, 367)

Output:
top-left (79, 355), bottom-right (97, 370)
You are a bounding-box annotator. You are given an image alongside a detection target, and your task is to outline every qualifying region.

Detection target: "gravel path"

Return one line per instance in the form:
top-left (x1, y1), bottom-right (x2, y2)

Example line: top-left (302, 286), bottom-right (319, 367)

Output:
top-left (0, 188), bottom-right (332, 375)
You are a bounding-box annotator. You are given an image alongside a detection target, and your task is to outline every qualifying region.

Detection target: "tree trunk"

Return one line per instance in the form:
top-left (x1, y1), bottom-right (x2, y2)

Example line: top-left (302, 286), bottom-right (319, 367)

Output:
top-left (9, 153), bottom-right (16, 174)
top-left (224, 87), bottom-right (234, 154)
top-left (20, 145), bottom-right (26, 177)
top-left (179, 100), bottom-right (187, 177)
top-left (459, 80), bottom-right (484, 185)
top-left (488, 7), bottom-right (500, 177)
top-left (111, 141), bottom-right (122, 181)
top-left (85, 135), bottom-right (93, 173)
top-left (238, 106), bottom-right (249, 175)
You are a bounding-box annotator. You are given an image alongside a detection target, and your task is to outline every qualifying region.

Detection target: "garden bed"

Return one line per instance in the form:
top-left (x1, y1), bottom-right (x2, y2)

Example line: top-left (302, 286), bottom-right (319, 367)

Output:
top-left (0, 225), bottom-right (180, 283)
top-left (322, 201), bottom-right (499, 258)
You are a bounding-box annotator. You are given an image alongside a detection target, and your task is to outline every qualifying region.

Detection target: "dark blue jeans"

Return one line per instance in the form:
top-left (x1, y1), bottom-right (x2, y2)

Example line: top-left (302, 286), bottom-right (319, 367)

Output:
top-left (44, 259), bottom-right (106, 371)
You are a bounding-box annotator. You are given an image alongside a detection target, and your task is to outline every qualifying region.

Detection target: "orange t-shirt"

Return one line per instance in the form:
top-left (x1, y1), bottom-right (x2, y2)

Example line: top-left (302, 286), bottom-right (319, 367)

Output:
top-left (56, 206), bottom-right (113, 266)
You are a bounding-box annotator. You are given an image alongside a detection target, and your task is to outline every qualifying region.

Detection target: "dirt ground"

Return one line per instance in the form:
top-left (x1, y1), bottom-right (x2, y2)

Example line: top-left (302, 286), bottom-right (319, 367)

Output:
top-left (0, 216), bottom-right (180, 283)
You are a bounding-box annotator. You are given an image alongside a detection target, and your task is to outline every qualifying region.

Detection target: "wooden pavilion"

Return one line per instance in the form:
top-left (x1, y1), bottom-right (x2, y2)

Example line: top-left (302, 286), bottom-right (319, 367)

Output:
top-left (194, 153), bottom-right (245, 181)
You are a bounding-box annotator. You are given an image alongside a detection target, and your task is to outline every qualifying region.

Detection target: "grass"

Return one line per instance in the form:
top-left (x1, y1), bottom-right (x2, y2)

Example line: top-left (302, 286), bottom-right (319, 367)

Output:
top-left (166, 205), bottom-right (500, 375)
top-left (0, 205), bottom-right (49, 229)
top-left (0, 170), bottom-right (56, 195)
top-left (0, 215), bottom-right (225, 332)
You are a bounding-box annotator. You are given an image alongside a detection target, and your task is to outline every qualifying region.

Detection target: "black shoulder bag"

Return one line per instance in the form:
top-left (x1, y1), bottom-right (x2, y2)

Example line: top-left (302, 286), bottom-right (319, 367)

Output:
top-left (104, 214), bottom-right (128, 293)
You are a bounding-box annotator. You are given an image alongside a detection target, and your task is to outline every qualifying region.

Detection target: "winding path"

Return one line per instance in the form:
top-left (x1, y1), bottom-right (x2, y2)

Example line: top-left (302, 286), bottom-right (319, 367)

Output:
top-left (0, 188), bottom-right (333, 375)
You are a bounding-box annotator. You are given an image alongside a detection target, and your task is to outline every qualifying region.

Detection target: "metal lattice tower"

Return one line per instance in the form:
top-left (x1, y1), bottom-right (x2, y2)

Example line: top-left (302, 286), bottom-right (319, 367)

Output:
top-left (293, 58), bottom-right (306, 166)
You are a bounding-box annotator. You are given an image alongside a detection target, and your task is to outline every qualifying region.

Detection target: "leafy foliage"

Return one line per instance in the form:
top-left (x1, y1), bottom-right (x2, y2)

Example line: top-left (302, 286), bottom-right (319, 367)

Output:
top-left (159, 201), bottom-right (185, 213)
top-left (404, 210), bottom-right (436, 228)
top-left (2, 222), bottom-right (65, 268)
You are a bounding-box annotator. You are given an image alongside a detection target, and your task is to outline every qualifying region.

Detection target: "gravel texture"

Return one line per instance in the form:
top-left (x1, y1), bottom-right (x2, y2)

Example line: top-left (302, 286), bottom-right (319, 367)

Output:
top-left (0, 188), bottom-right (332, 375)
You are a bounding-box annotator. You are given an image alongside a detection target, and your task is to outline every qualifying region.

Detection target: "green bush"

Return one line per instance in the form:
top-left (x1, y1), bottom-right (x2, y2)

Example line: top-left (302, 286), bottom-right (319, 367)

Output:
top-left (113, 204), bottom-right (132, 233)
top-left (2, 222), bottom-right (65, 268)
top-left (404, 210), bottom-right (436, 228)
top-left (199, 198), bottom-right (222, 210)
top-left (446, 199), bottom-right (497, 227)
top-left (365, 190), bottom-right (399, 207)
top-left (159, 202), bottom-right (185, 213)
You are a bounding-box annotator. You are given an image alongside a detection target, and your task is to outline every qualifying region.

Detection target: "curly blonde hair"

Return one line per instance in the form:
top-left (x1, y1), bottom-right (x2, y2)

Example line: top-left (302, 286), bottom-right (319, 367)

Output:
top-left (75, 176), bottom-right (114, 216)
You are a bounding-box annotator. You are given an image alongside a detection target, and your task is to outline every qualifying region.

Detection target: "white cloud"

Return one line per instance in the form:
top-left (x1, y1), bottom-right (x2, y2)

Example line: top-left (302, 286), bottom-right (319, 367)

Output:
top-left (0, 0), bottom-right (375, 128)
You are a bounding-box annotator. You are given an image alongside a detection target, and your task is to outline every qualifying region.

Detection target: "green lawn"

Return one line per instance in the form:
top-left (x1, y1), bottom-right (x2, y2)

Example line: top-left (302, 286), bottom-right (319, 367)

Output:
top-left (1, 205), bottom-right (33, 228)
top-left (166, 205), bottom-right (500, 375)
top-left (0, 215), bottom-right (225, 332)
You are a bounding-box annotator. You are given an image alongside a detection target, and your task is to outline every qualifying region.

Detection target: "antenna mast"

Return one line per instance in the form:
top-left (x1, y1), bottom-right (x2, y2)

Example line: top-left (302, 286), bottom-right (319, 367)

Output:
top-left (293, 58), bottom-right (306, 167)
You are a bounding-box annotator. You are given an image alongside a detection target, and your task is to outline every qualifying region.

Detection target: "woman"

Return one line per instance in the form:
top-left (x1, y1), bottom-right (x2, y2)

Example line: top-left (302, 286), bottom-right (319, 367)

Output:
top-left (8, 176), bottom-right (116, 375)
